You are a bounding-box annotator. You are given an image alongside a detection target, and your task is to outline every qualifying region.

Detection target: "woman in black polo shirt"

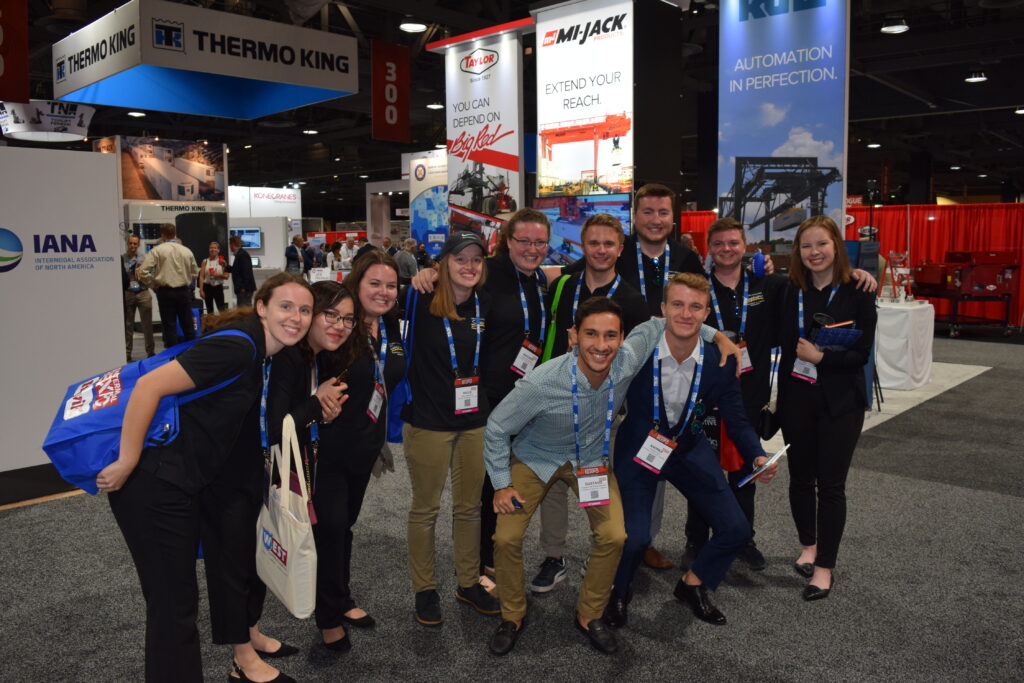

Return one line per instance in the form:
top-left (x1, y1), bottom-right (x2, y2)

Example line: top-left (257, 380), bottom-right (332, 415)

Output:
top-left (96, 272), bottom-right (313, 683)
top-left (403, 232), bottom-right (499, 626)
top-left (777, 216), bottom-right (877, 602)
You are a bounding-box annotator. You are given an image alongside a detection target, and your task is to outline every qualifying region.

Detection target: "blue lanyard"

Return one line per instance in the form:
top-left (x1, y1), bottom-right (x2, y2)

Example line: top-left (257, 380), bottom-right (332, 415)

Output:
top-left (798, 286), bottom-right (839, 339)
top-left (570, 361), bottom-right (614, 468)
top-left (636, 240), bottom-right (669, 303)
top-left (709, 271), bottom-right (749, 337)
top-left (517, 275), bottom-right (546, 344)
top-left (572, 274), bottom-right (621, 319)
top-left (259, 358), bottom-right (272, 452)
top-left (651, 339), bottom-right (704, 437)
top-left (372, 316), bottom-right (388, 384)
top-left (309, 357), bottom-right (319, 443)
top-left (442, 293), bottom-right (481, 378)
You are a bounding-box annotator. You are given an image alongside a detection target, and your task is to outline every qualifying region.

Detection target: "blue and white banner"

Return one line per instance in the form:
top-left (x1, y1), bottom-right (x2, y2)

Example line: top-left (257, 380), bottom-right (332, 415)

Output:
top-left (717, 0), bottom-right (849, 243)
top-left (408, 152), bottom-right (448, 259)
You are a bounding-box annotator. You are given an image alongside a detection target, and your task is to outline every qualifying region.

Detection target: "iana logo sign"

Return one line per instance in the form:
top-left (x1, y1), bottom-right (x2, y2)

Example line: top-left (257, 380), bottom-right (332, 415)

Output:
top-left (0, 229), bottom-right (24, 273)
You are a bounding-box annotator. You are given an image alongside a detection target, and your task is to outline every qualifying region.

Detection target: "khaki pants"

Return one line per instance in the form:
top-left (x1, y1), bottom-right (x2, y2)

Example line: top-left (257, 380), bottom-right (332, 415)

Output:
top-left (494, 458), bottom-right (625, 622)
top-left (403, 424), bottom-right (485, 592)
top-left (124, 289), bottom-right (155, 359)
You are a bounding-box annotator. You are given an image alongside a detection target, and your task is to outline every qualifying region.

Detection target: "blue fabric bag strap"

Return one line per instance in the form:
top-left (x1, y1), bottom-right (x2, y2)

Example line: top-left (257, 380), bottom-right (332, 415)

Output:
top-left (174, 329), bottom-right (257, 405)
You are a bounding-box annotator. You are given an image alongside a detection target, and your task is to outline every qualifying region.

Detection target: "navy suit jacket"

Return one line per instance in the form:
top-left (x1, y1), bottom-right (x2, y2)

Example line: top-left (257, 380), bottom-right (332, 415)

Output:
top-left (616, 342), bottom-right (765, 473)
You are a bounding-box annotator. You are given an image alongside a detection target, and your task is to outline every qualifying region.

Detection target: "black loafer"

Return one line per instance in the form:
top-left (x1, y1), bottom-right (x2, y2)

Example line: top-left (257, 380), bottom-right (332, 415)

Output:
top-left (456, 583), bottom-right (501, 615)
top-left (341, 612), bottom-right (376, 628)
top-left (802, 575), bottom-right (833, 602)
top-left (673, 579), bottom-right (727, 625)
top-left (254, 642), bottom-right (299, 659)
top-left (575, 617), bottom-right (617, 654)
top-left (322, 632), bottom-right (351, 653)
top-left (488, 620), bottom-right (524, 656)
top-left (415, 589), bottom-right (443, 626)
top-left (603, 592), bottom-right (630, 629)
top-left (793, 561), bottom-right (814, 578)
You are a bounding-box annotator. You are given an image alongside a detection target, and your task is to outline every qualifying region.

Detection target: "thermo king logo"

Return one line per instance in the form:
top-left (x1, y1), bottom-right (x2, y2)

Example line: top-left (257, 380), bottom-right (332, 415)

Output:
top-left (153, 18), bottom-right (184, 51)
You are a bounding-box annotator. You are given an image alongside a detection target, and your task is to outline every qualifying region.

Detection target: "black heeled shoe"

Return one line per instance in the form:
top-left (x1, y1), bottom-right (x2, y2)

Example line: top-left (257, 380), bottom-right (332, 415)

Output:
top-left (254, 642), bottom-right (299, 659)
top-left (793, 561), bottom-right (814, 578)
top-left (341, 611), bottom-right (377, 628)
top-left (322, 631), bottom-right (352, 653)
top-left (229, 660), bottom-right (296, 683)
top-left (802, 574), bottom-right (833, 601)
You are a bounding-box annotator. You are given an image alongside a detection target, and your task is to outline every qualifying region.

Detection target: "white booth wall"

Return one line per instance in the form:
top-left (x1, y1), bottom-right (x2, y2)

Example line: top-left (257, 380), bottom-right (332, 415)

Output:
top-left (0, 147), bottom-right (124, 473)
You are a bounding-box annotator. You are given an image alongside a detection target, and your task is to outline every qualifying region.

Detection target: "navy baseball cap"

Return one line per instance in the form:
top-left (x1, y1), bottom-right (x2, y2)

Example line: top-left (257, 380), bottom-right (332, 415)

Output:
top-left (439, 231), bottom-right (486, 258)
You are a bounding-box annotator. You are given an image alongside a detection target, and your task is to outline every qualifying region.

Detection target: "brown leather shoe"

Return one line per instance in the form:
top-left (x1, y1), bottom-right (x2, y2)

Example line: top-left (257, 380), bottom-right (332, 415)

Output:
top-left (643, 546), bottom-right (673, 569)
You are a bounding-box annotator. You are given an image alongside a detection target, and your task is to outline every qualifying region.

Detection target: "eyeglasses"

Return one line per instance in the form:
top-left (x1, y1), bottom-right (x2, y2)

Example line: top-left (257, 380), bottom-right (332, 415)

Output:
top-left (509, 236), bottom-right (548, 249)
top-left (323, 311), bottom-right (356, 329)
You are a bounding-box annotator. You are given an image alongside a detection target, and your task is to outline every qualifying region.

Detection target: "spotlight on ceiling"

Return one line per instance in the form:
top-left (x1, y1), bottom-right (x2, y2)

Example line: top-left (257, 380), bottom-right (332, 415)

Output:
top-left (426, 103), bottom-right (444, 110)
top-left (950, 165), bottom-right (961, 170)
top-left (359, 174), bottom-right (368, 178)
top-left (1015, 106), bottom-right (1024, 115)
top-left (880, 18), bottom-right (909, 34)
top-left (243, 144), bottom-right (252, 149)
top-left (302, 129), bottom-right (318, 135)
top-left (964, 71), bottom-right (987, 83)
top-left (435, 143), bottom-right (447, 149)
top-left (400, 21), bottom-right (427, 33)
top-left (127, 111), bottom-right (146, 118)
top-left (977, 173), bottom-right (988, 178)
top-left (867, 142), bottom-right (881, 149)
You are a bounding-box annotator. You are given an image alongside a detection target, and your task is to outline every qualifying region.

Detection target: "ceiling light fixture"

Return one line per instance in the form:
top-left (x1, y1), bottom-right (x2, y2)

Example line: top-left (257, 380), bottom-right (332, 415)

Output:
top-left (359, 174), bottom-right (368, 178)
top-left (880, 18), bottom-right (909, 34)
top-left (243, 144), bottom-right (252, 149)
top-left (302, 129), bottom-right (318, 135)
top-left (867, 142), bottom-right (881, 149)
top-left (1015, 106), bottom-right (1024, 115)
top-left (127, 111), bottom-right (146, 118)
top-left (977, 173), bottom-right (988, 178)
top-left (950, 165), bottom-right (961, 170)
top-left (426, 103), bottom-right (444, 110)
top-left (964, 71), bottom-right (987, 83)
top-left (435, 143), bottom-right (447, 149)
top-left (399, 21), bottom-right (427, 33)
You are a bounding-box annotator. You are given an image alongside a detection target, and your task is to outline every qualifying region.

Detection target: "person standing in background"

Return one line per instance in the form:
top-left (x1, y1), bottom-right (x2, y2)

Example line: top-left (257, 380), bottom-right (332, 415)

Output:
top-left (285, 235), bottom-right (306, 275)
top-left (123, 234), bottom-right (155, 361)
top-left (384, 237), bottom-right (399, 257)
top-left (227, 235), bottom-right (256, 308)
top-left (138, 223), bottom-right (199, 348)
top-left (199, 241), bottom-right (229, 314)
top-left (395, 238), bottom-right (419, 286)
top-left (340, 236), bottom-right (359, 269)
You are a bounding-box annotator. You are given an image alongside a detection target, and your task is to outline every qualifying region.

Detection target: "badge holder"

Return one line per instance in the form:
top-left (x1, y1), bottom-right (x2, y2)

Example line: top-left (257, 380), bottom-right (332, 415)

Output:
top-left (576, 463), bottom-right (610, 507)
top-left (634, 429), bottom-right (676, 474)
top-left (454, 376), bottom-right (479, 414)
top-left (510, 339), bottom-right (541, 377)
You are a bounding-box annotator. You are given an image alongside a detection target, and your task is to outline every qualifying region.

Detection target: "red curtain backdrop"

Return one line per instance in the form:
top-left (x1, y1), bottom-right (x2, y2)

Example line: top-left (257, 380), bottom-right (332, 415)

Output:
top-left (679, 204), bottom-right (1024, 324)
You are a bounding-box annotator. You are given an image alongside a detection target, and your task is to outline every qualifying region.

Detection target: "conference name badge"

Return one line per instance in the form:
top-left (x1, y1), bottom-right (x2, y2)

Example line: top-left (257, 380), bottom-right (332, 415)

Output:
top-left (454, 376), bottom-right (480, 415)
top-left (634, 430), bottom-right (676, 474)
top-left (792, 358), bottom-right (818, 383)
top-left (576, 465), bottom-right (610, 507)
top-left (739, 342), bottom-right (753, 373)
top-left (510, 340), bottom-right (542, 377)
top-left (366, 382), bottom-right (385, 422)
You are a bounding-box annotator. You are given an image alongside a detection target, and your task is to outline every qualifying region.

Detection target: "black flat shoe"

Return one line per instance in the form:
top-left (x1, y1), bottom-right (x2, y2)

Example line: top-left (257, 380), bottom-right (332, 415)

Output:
top-left (673, 579), bottom-right (727, 625)
top-left (254, 642), bottom-right (299, 659)
top-left (793, 561), bottom-right (814, 578)
top-left (341, 612), bottom-right (377, 628)
top-left (802, 576), bottom-right (833, 602)
top-left (575, 617), bottom-right (617, 654)
top-left (322, 632), bottom-right (352, 652)
top-left (229, 661), bottom-right (296, 683)
top-left (603, 592), bottom-right (630, 629)
top-left (488, 619), bottom-right (525, 656)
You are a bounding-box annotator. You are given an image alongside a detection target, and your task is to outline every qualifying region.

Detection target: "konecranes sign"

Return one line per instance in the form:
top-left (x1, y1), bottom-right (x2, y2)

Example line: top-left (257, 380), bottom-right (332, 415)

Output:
top-left (52, 0), bottom-right (358, 119)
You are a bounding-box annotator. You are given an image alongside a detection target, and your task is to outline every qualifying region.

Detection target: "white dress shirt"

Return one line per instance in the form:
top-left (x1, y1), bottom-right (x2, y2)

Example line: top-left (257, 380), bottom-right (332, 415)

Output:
top-left (656, 332), bottom-right (701, 426)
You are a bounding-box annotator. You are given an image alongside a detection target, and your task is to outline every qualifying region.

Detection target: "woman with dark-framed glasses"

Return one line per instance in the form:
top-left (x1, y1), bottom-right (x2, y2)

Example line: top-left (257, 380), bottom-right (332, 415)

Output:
top-left (776, 215), bottom-right (877, 602)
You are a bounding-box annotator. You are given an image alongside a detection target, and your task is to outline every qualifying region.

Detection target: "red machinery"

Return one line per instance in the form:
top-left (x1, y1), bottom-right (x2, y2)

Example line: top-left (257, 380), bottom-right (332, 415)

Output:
top-left (912, 250), bottom-right (1019, 336)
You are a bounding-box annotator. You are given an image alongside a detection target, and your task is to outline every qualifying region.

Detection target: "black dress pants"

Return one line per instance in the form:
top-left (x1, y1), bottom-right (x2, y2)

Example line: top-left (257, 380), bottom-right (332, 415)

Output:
top-left (109, 469), bottom-right (203, 683)
top-left (155, 286), bottom-right (195, 348)
top-left (202, 284), bottom-right (227, 314)
top-left (779, 380), bottom-right (864, 569)
top-left (311, 453), bottom-right (375, 630)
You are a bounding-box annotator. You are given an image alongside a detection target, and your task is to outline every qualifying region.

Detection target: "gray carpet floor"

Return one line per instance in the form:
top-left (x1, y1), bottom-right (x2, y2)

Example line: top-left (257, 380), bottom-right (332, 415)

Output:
top-left (3, 336), bottom-right (1022, 681)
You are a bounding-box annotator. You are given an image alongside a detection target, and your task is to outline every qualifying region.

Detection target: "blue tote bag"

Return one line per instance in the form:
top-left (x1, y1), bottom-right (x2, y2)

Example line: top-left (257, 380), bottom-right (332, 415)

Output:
top-left (386, 287), bottom-right (418, 444)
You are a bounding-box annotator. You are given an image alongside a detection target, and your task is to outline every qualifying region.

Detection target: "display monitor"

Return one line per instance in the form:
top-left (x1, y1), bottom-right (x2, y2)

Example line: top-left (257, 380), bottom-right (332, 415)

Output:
top-left (229, 227), bottom-right (262, 249)
top-left (533, 193), bottom-right (631, 266)
top-left (250, 256), bottom-right (261, 268)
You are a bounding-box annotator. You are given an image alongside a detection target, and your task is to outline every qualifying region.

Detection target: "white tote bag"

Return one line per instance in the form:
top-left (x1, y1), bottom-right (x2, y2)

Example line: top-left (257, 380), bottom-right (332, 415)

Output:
top-left (256, 415), bottom-right (317, 619)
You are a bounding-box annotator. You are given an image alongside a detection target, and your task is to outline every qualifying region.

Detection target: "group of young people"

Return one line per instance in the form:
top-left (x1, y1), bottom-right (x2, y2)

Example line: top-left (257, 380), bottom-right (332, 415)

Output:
top-left (99, 183), bottom-right (876, 680)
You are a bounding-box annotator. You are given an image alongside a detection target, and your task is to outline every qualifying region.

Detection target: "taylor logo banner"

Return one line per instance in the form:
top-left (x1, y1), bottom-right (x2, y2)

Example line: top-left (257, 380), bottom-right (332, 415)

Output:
top-left (445, 32), bottom-right (523, 236)
top-left (535, 0), bottom-right (633, 198)
top-left (0, 0), bottom-right (30, 103)
top-left (372, 40), bottom-right (410, 143)
top-left (717, 0), bottom-right (849, 243)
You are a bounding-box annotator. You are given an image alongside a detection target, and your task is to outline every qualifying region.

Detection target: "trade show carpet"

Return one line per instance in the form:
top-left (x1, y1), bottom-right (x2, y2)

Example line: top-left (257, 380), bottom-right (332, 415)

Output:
top-left (3, 338), bottom-right (1022, 681)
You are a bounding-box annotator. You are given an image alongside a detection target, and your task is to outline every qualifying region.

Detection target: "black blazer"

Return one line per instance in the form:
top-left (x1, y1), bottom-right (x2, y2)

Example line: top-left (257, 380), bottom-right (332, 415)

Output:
top-left (227, 248), bottom-right (256, 293)
top-left (616, 343), bottom-right (764, 471)
top-left (777, 280), bottom-right (877, 418)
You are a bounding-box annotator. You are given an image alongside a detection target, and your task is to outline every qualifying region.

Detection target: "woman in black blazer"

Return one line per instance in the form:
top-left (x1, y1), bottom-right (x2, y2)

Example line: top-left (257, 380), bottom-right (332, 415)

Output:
top-left (777, 215), bottom-right (877, 601)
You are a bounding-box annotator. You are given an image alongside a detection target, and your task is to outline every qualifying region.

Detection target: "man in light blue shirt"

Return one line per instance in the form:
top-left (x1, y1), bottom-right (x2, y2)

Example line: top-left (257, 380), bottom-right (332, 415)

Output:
top-left (483, 297), bottom-right (729, 656)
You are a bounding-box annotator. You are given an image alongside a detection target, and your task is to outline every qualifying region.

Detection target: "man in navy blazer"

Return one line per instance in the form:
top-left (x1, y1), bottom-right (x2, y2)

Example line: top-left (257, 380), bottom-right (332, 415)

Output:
top-left (606, 273), bottom-right (778, 628)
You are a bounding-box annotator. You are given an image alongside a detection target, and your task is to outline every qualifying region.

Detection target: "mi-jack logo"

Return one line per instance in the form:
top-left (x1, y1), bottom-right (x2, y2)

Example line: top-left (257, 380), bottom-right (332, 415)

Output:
top-left (739, 0), bottom-right (826, 22)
